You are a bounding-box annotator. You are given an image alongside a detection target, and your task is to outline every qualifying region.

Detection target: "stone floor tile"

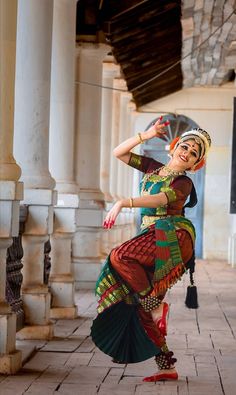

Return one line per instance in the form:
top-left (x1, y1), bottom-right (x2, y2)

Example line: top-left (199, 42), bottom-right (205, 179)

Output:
top-left (63, 366), bottom-right (109, 384)
top-left (210, 331), bottom-right (236, 350)
top-left (71, 319), bottom-right (93, 336)
top-left (98, 383), bottom-right (136, 395)
top-left (23, 351), bottom-right (70, 371)
top-left (53, 320), bottom-right (86, 338)
top-left (0, 381), bottom-right (30, 394)
top-left (166, 334), bottom-right (188, 349)
top-left (119, 375), bottom-right (144, 385)
top-left (136, 382), bottom-right (178, 395)
top-left (24, 382), bottom-right (58, 394)
top-left (89, 351), bottom-right (125, 368)
top-left (0, 389), bottom-right (26, 395)
top-left (124, 360), bottom-right (156, 377)
top-left (186, 333), bottom-right (214, 349)
top-left (103, 367), bottom-right (124, 384)
top-left (65, 352), bottom-right (93, 367)
top-left (34, 366), bottom-right (71, 382)
top-left (58, 383), bottom-right (99, 395)
top-left (40, 338), bottom-right (82, 352)
top-left (76, 337), bottom-right (96, 352)
top-left (187, 376), bottom-right (223, 395)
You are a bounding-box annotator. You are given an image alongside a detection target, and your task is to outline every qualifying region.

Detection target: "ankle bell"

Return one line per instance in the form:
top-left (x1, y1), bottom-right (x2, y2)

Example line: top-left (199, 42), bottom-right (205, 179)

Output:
top-left (139, 294), bottom-right (162, 312)
top-left (155, 351), bottom-right (177, 370)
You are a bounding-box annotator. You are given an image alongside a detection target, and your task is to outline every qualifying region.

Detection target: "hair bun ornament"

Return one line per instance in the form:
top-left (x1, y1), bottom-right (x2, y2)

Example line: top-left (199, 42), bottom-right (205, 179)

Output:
top-left (193, 158), bottom-right (205, 171)
top-left (169, 137), bottom-right (180, 152)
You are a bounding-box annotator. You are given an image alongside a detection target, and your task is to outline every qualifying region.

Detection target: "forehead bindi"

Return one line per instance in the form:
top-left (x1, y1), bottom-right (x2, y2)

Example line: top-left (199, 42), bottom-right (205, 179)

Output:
top-left (181, 140), bottom-right (199, 153)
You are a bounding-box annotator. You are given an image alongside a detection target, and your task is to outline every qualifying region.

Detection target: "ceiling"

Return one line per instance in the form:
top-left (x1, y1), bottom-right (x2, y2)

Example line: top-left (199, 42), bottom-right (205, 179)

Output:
top-left (76, 0), bottom-right (236, 108)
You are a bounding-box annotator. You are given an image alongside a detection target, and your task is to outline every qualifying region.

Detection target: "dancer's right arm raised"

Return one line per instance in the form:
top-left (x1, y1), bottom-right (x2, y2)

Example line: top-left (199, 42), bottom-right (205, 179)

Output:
top-left (113, 116), bottom-right (170, 164)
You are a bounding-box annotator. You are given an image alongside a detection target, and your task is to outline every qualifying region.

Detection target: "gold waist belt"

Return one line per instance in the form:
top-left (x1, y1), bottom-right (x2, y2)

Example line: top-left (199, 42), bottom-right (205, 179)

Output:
top-left (140, 214), bottom-right (182, 230)
top-left (141, 215), bottom-right (169, 229)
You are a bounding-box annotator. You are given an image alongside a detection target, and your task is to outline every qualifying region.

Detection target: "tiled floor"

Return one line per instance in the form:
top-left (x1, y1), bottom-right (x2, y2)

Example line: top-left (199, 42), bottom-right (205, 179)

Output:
top-left (1, 260), bottom-right (236, 394)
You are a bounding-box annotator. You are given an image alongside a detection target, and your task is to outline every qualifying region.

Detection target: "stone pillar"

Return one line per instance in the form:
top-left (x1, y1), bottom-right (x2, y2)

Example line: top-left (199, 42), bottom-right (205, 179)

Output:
top-left (0, 0), bottom-right (22, 374)
top-left (49, 0), bottom-right (78, 319)
top-left (100, 59), bottom-right (120, 202)
top-left (116, 92), bottom-right (133, 245)
top-left (14, 0), bottom-right (55, 340)
top-left (100, 59), bottom-right (120, 256)
top-left (110, 78), bottom-right (127, 201)
top-left (73, 43), bottom-right (109, 288)
top-left (108, 78), bottom-right (127, 248)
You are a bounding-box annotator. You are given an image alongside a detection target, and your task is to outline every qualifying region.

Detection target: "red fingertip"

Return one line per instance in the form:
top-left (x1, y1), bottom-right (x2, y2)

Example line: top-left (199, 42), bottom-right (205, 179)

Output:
top-left (159, 116), bottom-right (163, 120)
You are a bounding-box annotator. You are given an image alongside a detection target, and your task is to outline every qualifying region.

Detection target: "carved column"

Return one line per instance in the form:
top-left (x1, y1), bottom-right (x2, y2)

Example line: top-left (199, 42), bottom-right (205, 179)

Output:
top-left (73, 43), bottom-right (109, 288)
top-left (6, 205), bottom-right (28, 332)
top-left (48, 0), bottom-right (78, 319)
top-left (0, 0), bottom-right (22, 374)
top-left (14, 0), bottom-right (56, 340)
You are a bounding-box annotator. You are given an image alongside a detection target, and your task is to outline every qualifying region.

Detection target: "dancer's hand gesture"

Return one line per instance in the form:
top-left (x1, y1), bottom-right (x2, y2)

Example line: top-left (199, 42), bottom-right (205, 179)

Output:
top-left (103, 201), bottom-right (122, 229)
top-left (144, 116), bottom-right (169, 140)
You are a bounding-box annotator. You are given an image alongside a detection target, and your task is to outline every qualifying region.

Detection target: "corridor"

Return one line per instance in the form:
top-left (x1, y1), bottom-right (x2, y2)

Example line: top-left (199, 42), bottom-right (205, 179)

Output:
top-left (1, 259), bottom-right (236, 395)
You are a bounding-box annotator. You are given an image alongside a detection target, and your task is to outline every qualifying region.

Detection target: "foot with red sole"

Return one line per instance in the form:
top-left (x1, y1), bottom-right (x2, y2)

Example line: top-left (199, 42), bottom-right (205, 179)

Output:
top-left (143, 368), bottom-right (178, 382)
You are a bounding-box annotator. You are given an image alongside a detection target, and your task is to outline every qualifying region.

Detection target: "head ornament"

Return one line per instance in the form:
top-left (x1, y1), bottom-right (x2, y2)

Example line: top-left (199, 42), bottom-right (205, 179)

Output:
top-left (169, 128), bottom-right (211, 171)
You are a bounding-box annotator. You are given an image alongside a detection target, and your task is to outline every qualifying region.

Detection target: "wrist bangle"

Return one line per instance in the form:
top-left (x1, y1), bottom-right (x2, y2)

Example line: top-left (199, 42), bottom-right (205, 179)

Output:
top-left (137, 132), bottom-right (144, 144)
top-left (129, 197), bottom-right (133, 208)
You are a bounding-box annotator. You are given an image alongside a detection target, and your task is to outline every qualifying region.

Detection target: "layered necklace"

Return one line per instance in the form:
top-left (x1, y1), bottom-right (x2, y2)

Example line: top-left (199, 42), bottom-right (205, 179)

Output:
top-left (141, 165), bottom-right (186, 196)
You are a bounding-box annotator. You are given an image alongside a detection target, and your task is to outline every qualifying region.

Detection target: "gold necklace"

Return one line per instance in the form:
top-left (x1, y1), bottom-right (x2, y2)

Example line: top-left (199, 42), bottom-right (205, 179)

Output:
top-left (160, 165), bottom-right (186, 177)
top-left (141, 166), bottom-right (186, 196)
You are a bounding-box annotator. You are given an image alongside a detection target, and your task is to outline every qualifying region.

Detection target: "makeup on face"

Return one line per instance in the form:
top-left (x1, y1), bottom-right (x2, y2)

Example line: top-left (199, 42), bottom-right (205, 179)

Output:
top-left (178, 142), bottom-right (199, 159)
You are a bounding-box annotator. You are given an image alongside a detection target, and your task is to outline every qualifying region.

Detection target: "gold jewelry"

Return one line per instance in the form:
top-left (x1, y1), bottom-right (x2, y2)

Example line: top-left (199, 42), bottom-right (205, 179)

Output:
top-left (161, 165), bottom-right (186, 177)
top-left (137, 132), bottom-right (144, 144)
top-left (129, 197), bottom-right (133, 208)
top-left (141, 166), bottom-right (186, 196)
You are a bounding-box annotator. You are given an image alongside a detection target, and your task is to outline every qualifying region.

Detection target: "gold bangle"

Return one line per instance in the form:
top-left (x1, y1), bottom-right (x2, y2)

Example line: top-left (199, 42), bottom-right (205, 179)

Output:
top-left (129, 197), bottom-right (133, 208)
top-left (137, 132), bottom-right (144, 144)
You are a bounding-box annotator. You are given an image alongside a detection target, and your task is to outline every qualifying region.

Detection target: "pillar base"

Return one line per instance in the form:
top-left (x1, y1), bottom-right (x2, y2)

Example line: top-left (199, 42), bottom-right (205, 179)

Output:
top-left (0, 350), bottom-right (22, 375)
top-left (22, 285), bottom-right (51, 326)
top-left (50, 306), bottom-right (78, 319)
top-left (16, 323), bottom-right (54, 340)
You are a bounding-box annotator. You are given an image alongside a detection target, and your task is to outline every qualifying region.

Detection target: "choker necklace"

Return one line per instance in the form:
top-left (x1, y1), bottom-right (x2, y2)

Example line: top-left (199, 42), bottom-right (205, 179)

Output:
top-left (160, 165), bottom-right (186, 177)
top-left (141, 166), bottom-right (186, 196)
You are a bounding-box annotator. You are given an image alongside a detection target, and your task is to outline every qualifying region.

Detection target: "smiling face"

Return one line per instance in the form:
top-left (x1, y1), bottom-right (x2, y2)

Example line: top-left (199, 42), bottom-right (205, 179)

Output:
top-left (172, 139), bottom-right (200, 170)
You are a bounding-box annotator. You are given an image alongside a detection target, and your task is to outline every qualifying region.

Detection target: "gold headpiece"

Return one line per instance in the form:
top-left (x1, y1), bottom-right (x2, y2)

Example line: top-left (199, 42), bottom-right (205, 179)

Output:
top-left (176, 128), bottom-right (211, 162)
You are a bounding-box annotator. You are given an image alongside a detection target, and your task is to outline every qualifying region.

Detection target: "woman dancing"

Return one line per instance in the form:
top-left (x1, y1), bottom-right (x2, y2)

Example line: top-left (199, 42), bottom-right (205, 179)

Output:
top-left (91, 117), bottom-right (211, 382)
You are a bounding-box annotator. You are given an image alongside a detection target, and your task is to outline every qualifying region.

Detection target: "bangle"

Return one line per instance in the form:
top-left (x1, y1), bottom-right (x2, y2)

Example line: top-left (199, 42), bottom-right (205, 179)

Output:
top-left (137, 132), bottom-right (144, 144)
top-left (129, 197), bottom-right (133, 208)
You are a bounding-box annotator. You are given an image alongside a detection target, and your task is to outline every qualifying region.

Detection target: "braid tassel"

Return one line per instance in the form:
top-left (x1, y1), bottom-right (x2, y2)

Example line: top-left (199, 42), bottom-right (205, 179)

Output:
top-left (185, 268), bottom-right (199, 309)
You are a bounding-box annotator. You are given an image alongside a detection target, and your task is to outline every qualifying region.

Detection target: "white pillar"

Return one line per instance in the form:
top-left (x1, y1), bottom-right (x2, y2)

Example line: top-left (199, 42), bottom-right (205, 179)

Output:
top-left (0, 0), bottom-right (22, 374)
top-left (49, 0), bottom-right (78, 319)
top-left (116, 92), bottom-right (132, 245)
top-left (14, 0), bottom-right (55, 340)
top-left (73, 43), bottom-right (109, 288)
top-left (110, 78), bottom-right (127, 201)
top-left (108, 78), bottom-right (127, 247)
top-left (100, 59), bottom-right (120, 202)
top-left (100, 59), bottom-right (120, 256)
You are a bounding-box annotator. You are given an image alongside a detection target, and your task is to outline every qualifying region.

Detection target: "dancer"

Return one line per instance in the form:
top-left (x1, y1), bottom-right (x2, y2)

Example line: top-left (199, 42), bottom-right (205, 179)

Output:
top-left (91, 117), bottom-right (211, 382)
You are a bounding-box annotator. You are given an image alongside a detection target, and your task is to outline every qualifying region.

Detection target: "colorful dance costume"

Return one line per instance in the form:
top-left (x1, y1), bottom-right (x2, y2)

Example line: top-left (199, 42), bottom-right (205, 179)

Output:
top-left (91, 152), bottom-right (196, 367)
